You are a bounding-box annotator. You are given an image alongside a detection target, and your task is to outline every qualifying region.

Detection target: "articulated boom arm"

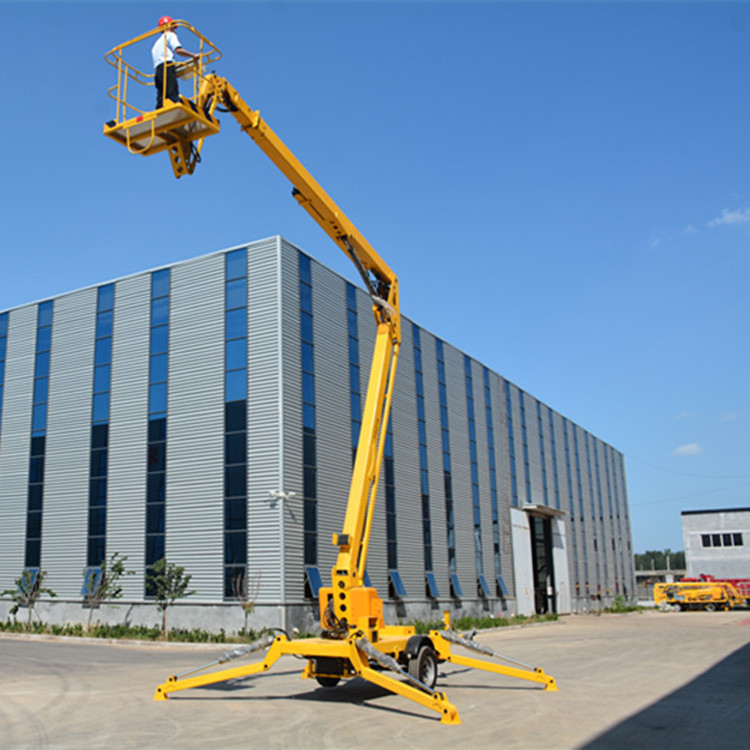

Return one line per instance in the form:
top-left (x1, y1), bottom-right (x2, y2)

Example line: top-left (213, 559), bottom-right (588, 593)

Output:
top-left (105, 24), bottom-right (559, 724)
top-left (196, 75), bottom-right (401, 624)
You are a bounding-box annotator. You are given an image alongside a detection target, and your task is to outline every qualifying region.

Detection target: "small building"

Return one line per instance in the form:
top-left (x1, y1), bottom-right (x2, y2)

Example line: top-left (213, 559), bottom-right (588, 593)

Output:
top-left (0, 238), bottom-right (636, 631)
top-left (682, 508), bottom-right (750, 578)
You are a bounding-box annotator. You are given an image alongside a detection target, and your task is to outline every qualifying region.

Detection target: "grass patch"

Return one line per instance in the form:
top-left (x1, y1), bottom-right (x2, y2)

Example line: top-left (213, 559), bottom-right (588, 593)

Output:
top-left (601, 596), bottom-right (642, 614)
top-left (0, 619), bottom-right (272, 642)
top-left (410, 612), bottom-right (558, 635)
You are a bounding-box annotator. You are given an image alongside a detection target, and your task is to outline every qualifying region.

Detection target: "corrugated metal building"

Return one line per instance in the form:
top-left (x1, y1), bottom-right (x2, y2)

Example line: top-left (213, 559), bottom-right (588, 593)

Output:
top-left (682, 508), bottom-right (750, 579)
top-left (0, 237), bottom-right (635, 631)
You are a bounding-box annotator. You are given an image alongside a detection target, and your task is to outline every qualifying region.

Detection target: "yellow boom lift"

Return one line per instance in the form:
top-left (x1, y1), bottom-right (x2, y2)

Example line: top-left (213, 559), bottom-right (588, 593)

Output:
top-left (103, 21), bottom-right (558, 725)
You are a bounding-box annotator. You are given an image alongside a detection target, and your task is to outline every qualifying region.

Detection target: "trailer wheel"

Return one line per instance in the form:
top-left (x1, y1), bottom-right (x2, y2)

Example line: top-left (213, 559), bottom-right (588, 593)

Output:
top-left (704, 602), bottom-right (717, 612)
top-left (315, 676), bottom-right (341, 688)
top-left (408, 645), bottom-right (438, 690)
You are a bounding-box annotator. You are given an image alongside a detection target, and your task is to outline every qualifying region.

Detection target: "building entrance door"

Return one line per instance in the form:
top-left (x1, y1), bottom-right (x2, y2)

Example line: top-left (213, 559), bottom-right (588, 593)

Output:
top-left (530, 515), bottom-right (556, 615)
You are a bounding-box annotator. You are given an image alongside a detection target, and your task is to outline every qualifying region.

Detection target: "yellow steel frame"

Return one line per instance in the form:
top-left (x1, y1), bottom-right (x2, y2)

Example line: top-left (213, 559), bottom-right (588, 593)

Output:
top-left (105, 21), bottom-right (558, 725)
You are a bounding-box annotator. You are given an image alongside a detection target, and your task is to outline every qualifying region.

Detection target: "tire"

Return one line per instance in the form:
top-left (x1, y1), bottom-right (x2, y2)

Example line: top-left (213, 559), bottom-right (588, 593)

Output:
top-left (407, 645), bottom-right (438, 690)
top-left (315, 676), bottom-right (341, 688)
top-left (704, 602), bottom-right (717, 612)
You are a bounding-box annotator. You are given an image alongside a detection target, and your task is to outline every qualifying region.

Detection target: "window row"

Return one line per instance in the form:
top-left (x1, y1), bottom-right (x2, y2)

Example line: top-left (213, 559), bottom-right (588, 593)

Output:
top-left (701, 533), bottom-right (744, 548)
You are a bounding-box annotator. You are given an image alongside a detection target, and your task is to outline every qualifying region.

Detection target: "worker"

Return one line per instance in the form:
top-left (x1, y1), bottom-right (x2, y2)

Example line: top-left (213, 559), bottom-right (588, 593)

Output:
top-left (151, 16), bottom-right (199, 109)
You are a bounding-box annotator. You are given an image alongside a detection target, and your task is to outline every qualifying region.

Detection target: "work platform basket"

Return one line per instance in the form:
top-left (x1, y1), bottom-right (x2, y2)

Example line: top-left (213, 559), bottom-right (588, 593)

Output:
top-left (103, 21), bottom-right (222, 177)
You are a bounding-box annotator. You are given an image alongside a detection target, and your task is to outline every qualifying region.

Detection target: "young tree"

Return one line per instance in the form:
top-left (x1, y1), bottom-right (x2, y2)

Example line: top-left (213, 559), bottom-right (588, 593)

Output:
top-left (82, 552), bottom-right (134, 632)
top-left (2, 569), bottom-right (56, 628)
top-left (231, 570), bottom-right (261, 636)
top-left (146, 557), bottom-right (195, 639)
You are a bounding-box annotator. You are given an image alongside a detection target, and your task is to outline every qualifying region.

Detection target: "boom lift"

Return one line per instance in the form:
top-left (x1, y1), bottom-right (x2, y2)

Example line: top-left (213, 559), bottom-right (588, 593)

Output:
top-left (104, 21), bottom-right (558, 724)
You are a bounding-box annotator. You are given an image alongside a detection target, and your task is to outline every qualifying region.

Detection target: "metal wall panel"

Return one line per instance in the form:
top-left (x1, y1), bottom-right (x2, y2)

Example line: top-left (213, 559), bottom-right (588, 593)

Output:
top-left (419, 331), bottom-right (450, 596)
top-left (389, 319), bottom-right (423, 598)
top-left (469, 358), bottom-right (496, 598)
top-left (308, 258), bottom-right (351, 589)
top-left (491, 371), bottom-right (515, 598)
top-left (279, 239), bottom-right (304, 601)
top-left (0, 306), bottom-right (36, 584)
top-left (107, 273), bottom-right (150, 601)
top-left (441, 342), bottom-right (474, 598)
top-left (166, 254), bottom-right (225, 599)
top-left (43, 289), bottom-right (96, 597)
top-left (246, 237), bottom-right (284, 604)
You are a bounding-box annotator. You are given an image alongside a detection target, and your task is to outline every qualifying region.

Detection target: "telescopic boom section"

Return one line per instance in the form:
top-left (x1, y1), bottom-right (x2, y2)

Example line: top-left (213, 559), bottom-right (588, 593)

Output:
top-left (197, 75), bottom-right (400, 630)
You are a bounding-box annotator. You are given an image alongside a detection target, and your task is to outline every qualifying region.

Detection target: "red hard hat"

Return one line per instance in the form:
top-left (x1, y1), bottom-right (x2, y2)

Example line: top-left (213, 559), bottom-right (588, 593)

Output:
top-left (158, 16), bottom-right (175, 27)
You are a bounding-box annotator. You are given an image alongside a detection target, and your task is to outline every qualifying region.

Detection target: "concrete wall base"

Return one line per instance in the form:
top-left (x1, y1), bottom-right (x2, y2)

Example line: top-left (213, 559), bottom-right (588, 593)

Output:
top-left (1, 595), bottom-right (520, 635)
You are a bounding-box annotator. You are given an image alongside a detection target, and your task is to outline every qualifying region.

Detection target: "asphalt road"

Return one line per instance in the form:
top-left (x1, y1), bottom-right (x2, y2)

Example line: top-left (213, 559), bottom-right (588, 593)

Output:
top-left (1, 610), bottom-right (749, 749)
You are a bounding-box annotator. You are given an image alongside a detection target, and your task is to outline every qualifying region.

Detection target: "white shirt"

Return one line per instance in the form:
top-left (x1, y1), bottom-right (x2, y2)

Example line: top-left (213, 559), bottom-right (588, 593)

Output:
top-left (152, 30), bottom-right (183, 67)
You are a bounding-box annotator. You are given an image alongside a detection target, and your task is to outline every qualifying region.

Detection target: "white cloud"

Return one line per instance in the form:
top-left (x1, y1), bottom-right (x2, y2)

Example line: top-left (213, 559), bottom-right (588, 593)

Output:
top-left (672, 443), bottom-right (704, 457)
top-left (707, 208), bottom-right (750, 228)
top-left (719, 412), bottom-right (739, 422)
top-left (676, 411), bottom-right (695, 419)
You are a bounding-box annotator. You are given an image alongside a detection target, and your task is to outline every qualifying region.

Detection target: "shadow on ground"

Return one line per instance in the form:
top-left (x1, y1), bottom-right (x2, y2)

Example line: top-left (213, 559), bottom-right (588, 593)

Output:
top-left (582, 642), bottom-right (750, 750)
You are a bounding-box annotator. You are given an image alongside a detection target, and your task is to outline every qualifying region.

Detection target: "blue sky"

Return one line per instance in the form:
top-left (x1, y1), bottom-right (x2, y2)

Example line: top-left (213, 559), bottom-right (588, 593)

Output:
top-left (2, 1), bottom-right (748, 554)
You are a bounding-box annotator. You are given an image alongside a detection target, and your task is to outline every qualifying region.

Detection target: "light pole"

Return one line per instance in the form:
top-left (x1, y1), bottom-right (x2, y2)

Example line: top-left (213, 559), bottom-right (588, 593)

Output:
top-left (269, 490), bottom-right (296, 633)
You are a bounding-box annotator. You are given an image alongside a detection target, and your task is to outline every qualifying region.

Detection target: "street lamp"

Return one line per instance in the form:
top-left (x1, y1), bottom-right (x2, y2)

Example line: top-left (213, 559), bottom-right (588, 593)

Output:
top-left (268, 490), bottom-right (296, 632)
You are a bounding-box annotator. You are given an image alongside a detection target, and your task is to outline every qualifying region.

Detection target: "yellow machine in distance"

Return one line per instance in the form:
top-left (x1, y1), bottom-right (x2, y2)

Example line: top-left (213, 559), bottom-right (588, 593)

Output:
top-left (654, 581), bottom-right (742, 612)
top-left (103, 21), bottom-right (558, 724)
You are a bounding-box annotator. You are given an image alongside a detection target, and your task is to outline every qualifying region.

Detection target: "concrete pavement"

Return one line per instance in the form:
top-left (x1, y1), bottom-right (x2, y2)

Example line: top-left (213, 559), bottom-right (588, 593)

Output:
top-left (1, 610), bottom-right (748, 749)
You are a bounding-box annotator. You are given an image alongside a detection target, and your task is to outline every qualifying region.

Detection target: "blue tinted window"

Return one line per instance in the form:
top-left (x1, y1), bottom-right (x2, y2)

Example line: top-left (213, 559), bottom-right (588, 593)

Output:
top-left (33, 377), bottom-right (48, 405)
top-left (150, 325), bottom-right (168, 355)
top-left (93, 364), bottom-right (111, 394)
top-left (32, 403), bottom-right (47, 434)
top-left (389, 570), bottom-right (407, 598)
top-left (148, 382), bottom-right (168, 414)
top-left (348, 336), bottom-right (359, 363)
top-left (349, 363), bottom-right (359, 392)
top-left (34, 351), bottom-right (50, 378)
top-left (302, 372), bottom-right (315, 403)
top-left (226, 278), bottom-right (247, 310)
top-left (97, 284), bottom-right (115, 312)
top-left (225, 369), bottom-right (247, 402)
top-left (151, 269), bottom-right (170, 298)
top-left (300, 311), bottom-right (313, 342)
top-left (36, 326), bottom-right (51, 353)
top-left (225, 339), bottom-right (247, 370)
top-left (37, 301), bottom-right (53, 327)
top-left (303, 403), bottom-right (316, 431)
top-left (146, 535), bottom-right (165, 565)
top-left (225, 308), bottom-right (247, 340)
top-left (301, 341), bottom-right (314, 372)
top-left (305, 566), bottom-right (322, 597)
top-left (149, 353), bottom-right (168, 384)
top-left (0, 338), bottom-right (6, 361)
top-left (225, 531), bottom-right (247, 564)
top-left (300, 282), bottom-right (313, 313)
top-left (299, 254), bottom-right (311, 284)
top-left (146, 503), bottom-right (165, 534)
top-left (94, 337), bottom-right (112, 366)
top-left (225, 249), bottom-right (247, 281)
top-left (0, 313), bottom-right (8, 337)
top-left (426, 572), bottom-right (440, 598)
top-left (96, 310), bottom-right (113, 339)
top-left (150, 296), bottom-right (169, 326)
top-left (92, 392), bottom-right (110, 423)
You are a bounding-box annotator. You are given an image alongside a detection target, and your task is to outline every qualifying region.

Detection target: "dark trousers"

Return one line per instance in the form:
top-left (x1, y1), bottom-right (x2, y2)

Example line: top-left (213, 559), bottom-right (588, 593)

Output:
top-left (155, 63), bottom-right (179, 108)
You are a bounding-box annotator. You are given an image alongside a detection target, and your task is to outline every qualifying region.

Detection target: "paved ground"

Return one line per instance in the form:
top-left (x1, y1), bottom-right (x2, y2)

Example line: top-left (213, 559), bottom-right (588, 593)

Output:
top-left (1, 610), bottom-right (749, 749)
